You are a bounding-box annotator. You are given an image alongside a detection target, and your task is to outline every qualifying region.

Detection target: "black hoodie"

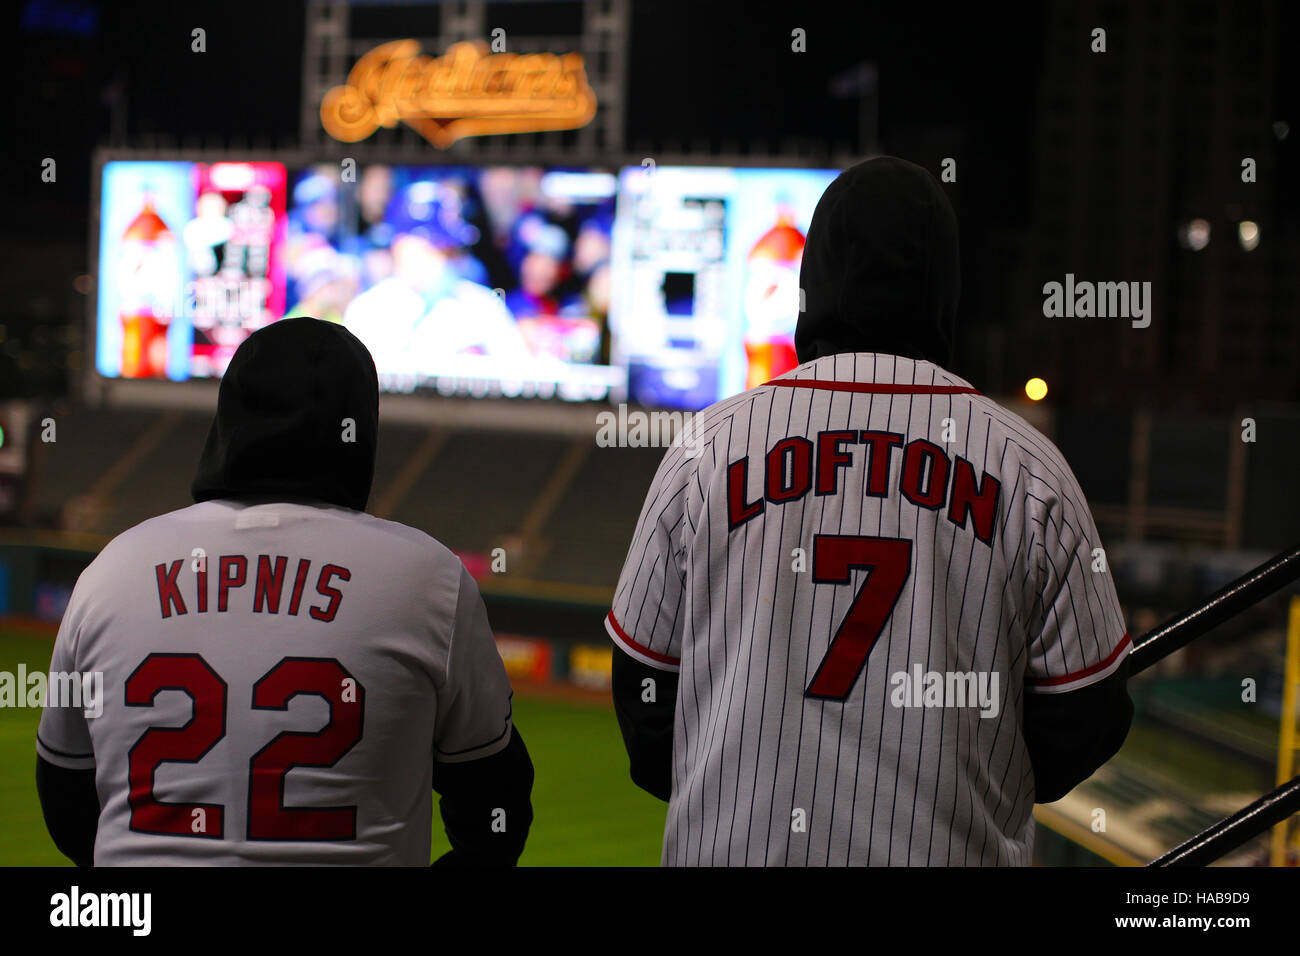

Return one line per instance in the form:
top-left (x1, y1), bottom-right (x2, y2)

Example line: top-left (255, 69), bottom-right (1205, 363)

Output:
top-left (795, 156), bottom-right (960, 368)
top-left (191, 316), bottom-right (379, 512)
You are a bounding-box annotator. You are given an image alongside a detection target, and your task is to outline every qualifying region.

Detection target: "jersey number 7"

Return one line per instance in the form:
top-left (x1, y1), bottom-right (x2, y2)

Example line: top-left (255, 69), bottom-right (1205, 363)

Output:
top-left (805, 534), bottom-right (912, 701)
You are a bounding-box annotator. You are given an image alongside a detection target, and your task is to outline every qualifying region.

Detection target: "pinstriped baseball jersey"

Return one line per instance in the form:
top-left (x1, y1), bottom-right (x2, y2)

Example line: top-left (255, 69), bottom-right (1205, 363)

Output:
top-left (606, 352), bottom-right (1129, 866)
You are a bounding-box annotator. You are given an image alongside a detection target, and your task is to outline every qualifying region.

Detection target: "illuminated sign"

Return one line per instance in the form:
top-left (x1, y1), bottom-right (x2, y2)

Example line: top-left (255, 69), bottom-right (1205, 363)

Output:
top-left (320, 39), bottom-right (598, 147)
top-left (569, 644), bottom-right (612, 690)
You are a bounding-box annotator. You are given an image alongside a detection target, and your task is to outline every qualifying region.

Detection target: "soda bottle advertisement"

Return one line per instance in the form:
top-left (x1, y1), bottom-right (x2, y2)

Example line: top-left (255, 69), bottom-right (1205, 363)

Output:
top-left (96, 162), bottom-right (191, 380)
top-left (742, 198), bottom-right (806, 390)
top-left (727, 170), bottom-right (837, 397)
top-left (96, 161), bottom-right (287, 381)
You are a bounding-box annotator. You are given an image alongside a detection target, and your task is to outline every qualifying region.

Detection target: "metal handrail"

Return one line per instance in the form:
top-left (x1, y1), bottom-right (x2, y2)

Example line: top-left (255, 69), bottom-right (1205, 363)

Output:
top-left (1128, 544), bottom-right (1300, 676)
top-left (1150, 774), bottom-right (1300, 867)
top-left (1120, 544), bottom-right (1300, 866)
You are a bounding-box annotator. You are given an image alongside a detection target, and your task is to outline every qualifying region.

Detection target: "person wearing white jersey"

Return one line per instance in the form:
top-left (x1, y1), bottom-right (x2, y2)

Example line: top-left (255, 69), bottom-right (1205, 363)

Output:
top-left (37, 317), bottom-right (532, 865)
top-left (607, 156), bottom-right (1132, 866)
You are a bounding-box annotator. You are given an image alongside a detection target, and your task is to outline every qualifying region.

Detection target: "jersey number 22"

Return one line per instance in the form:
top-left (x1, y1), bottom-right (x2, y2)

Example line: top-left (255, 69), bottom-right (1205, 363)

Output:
top-left (125, 654), bottom-right (365, 841)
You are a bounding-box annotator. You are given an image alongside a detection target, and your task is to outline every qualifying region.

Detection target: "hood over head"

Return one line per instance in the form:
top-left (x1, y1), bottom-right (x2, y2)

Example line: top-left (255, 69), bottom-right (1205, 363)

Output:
top-left (795, 156), bottom-right (960, 367)
top-left (192, 316), bottom-right (379, 511)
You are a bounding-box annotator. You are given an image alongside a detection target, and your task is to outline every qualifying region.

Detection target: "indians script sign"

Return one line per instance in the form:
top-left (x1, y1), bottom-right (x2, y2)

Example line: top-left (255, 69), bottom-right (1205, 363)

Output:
top-left (320, 39), bottom-right (598, 147)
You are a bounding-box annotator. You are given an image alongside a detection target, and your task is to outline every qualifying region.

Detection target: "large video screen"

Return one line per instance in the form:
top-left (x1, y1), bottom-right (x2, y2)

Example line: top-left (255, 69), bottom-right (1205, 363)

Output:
top-left (94, 159), bottom-right (837, 409)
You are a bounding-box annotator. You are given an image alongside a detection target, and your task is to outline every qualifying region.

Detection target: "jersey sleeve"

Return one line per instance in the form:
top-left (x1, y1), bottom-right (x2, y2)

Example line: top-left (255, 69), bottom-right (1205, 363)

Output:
top-left (36, 592), bottom-right (96, 770)
top-left (433, 564), bottom-right (514, 763)
top-left (606, 447), bottom-right (692, 673)
top-left (1023, 467), bottom-right (1131, 695)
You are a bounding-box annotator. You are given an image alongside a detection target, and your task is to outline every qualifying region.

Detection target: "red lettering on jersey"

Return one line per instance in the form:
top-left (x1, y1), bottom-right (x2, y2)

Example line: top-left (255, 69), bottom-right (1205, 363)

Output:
top-left (253, 555), bottom-right (289, 613)
top-left (727, 428), bottom-right (1000, 549)
top-left (288, 558), bottom-right (311, 615)
top-left (125, 654), bottom-right (226, 838)
top-left (816, 430), bottom-right (857, 495)
top-left (310, 564), bottom-right (351, 622)
top-left (218, 555), bottom-right (248, 612)
top-left (155, 561), bottom-right (187, 618)
top-left (765, 436), bottom-right (813, 503)
top-left (248, 658), bottom-right (363, 840)
top-left (727, 458), bottom-right (764, 529)
top-left (196, 563), bottom-right (208, 613)
top-left (859, 431), bottom-right (904, 497)
top-left (948, 456), bottom-right (1001, 545)
top-left (900, 439), bottom-right (950, 509)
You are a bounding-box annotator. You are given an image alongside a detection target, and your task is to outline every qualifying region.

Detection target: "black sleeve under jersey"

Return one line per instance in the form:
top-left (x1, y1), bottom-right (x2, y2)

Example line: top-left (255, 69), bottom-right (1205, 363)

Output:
top-left (611, 647), bottom-right (677, 802)
top-left (431, 725), bottom-right (534, 866)
top-left (36, 756), bottom-right (99, 867)
top-left (1024, 657), bottom-right (1134, 803)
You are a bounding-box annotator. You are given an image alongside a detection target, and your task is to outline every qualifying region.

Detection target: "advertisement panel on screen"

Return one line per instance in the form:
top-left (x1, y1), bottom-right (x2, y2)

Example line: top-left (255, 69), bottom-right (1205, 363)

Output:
top-left (94, 159), bottom-right (838, 410)
top-left (96, 161), bottom-right (288, 381)
top-left (608, 165), bottom-right (839, 410)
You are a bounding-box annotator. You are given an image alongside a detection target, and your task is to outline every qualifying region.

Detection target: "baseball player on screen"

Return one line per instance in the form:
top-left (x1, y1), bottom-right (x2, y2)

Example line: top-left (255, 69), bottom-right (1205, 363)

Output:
top-left (607, 157), bottom-right (1133, 866)
top-left (36, 317), bottom-right (533, 865)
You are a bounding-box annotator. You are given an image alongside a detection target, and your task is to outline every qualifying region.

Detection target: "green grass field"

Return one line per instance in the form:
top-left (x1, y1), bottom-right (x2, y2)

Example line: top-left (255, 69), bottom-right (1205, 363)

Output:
top-left (0, 631), bottom-right (665, 866)
top-left (10, 626), bottom-right (1281, 867)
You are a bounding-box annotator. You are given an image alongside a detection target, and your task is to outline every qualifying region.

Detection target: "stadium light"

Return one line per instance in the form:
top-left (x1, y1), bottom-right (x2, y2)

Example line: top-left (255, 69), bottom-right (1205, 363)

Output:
top-left (1239, 221), bottom-right (1260, 252)
top-left (1179, 219), bottom-right (1211, 251)
top-left (1025, 377), bottom-right (1048, 402)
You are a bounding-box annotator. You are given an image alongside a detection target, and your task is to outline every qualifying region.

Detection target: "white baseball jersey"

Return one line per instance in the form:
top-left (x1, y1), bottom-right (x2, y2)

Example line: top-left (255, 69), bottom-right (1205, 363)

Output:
top-left (38, 498), bottom-right (513, 865)
top-left (607, 352), bottom-right (1130, 866)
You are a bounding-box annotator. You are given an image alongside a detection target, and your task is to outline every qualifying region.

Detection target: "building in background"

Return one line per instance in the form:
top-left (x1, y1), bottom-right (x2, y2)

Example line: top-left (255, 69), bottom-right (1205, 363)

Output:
top-left (1003, 0), bottom-right (1296, 409)
top-left (979, 0), bottom-right (1300, 553)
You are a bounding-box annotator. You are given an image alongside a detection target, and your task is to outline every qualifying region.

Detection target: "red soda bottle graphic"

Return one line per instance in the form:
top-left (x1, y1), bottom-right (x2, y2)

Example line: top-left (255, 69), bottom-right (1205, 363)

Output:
top-left (743, 199), bottom-right (805, 389)
top-left (119, 192), bottom-right (178, 378)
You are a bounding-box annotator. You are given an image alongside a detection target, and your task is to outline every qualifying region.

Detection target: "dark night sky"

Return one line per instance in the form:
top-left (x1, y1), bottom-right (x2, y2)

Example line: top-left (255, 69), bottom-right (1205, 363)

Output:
top-left (4, 0), bottom-right (1049, 241)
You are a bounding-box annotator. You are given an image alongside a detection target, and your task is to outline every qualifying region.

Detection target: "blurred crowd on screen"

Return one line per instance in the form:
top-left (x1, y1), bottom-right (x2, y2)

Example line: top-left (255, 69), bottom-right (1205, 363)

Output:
top-left (283, 165), bottom-right (614, 374)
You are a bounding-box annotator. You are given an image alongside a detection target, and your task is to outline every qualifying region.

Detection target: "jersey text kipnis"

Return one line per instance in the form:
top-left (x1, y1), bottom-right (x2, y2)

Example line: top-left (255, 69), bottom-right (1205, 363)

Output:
top-left (726, 430), bottom-right (1002, 546)
top-left (153, 555), bottom-right (353, 622)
